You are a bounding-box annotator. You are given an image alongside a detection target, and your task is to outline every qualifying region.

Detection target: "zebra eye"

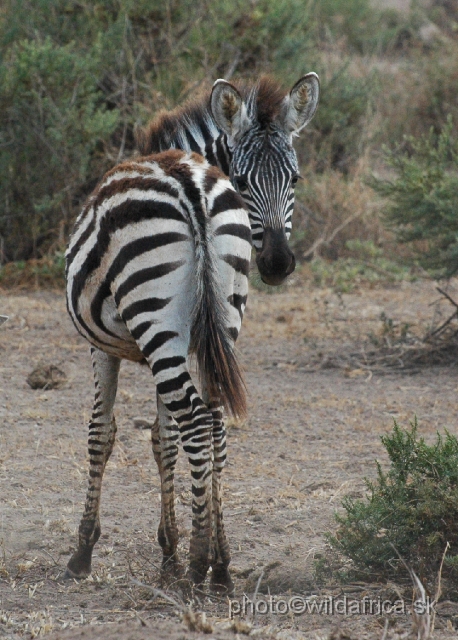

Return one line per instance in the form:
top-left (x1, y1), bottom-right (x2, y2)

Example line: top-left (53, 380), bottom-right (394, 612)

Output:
top-left (291, 175), bottom-right (301, 188)
top-left (234, 175), bottom-right (249, 192)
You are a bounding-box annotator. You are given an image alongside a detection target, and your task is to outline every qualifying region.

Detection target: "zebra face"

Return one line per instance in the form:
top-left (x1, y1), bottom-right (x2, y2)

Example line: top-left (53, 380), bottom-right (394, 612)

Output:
top-left (211, 73), bottom-right (320, 286)
top-left (230, 126), bottom-right (298, 285)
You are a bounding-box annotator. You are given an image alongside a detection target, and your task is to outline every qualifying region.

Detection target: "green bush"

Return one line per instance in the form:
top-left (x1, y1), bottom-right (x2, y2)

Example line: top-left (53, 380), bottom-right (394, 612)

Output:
top-left (370, 117), bottom-right (458, 278)
top-left (303, 64), bottom-right (376, 173)
top-left (0, 0), bottom-right (394, 263)
top-left (0, 251), bottom-right (65, 288)
top-left (0, 0), bottom-right (455, 267)
top-left (309, 248), bottom-right (411, 293)
top-left (0, 36), bottom-right (119, 260)
top-left (331, 419), bottom-right (458, 590)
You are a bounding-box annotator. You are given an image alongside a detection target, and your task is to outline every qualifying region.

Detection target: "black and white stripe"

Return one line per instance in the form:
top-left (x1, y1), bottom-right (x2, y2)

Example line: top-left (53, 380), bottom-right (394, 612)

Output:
top-left (138, 74), bottom-right (320, 254)
top-left (65, 150), bottom-right (251, 588)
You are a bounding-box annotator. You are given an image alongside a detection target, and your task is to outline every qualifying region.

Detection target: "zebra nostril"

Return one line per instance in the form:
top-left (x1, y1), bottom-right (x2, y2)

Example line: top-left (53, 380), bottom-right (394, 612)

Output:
top-left (286, 253), bottom-right (296, 276)
top-left (256, 244), bottom-right (296, 285)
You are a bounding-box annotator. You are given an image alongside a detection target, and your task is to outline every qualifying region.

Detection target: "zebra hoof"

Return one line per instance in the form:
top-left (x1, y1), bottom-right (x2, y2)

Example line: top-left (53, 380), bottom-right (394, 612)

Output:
top-left (161, 555), bottom-right (185, 584)
top-left (62, 565), bottom-right (90, 581)
top-left (188, 561), bottom-right (210, 587)
top-left (64, 547), bottom-right (93, 580)
top-left (210, 565), bottom-right (234, 595)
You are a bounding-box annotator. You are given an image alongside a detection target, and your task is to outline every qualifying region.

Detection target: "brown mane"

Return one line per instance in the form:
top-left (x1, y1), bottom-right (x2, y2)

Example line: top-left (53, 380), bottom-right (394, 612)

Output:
top-left (243, 76), bottom-right (286, 128)
top-left (136, 76), bottom-right (288, 156)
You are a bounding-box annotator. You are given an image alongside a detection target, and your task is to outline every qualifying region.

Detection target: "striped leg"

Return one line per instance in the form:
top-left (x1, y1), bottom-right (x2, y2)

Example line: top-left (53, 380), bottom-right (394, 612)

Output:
top-left (66, 348), bottom-right (120, 579)
top-left (178, 396), bottom-right (214, 585)
top-left (151, 393), bottom-right (182, 574)
top-left (206, 400), bottom-right (233, 593)
top-left (152, 366), bottom-right (214, 585)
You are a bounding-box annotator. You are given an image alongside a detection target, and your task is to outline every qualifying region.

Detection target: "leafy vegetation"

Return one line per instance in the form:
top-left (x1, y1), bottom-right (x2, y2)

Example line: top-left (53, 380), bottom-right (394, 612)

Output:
top-left (370, 117), bottom-right (458, 279)
top-left (330, 419), bottom-right (458, 593)
top-left (0, 252), bottom-right (66, 289)
top-left (309, 241), bottom-right (413, 293)
top-left (0, 0), bottom-right (457, 278)
top-left (0, 36), bottom-right (119, 261)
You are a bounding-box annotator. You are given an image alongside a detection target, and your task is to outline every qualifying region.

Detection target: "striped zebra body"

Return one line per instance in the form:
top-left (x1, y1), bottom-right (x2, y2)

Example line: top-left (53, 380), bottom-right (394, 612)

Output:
top-left (66, 150), bottom-right (251, 588)
top-left (138, 74), bottom-right (320, 284)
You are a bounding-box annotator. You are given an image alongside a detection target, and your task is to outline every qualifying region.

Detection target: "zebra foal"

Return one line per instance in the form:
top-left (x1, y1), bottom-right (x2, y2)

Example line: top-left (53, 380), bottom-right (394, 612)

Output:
top-left (65, 72), bottom-right (319, 591)
top-left (66, 150), bottom-right (250, 589)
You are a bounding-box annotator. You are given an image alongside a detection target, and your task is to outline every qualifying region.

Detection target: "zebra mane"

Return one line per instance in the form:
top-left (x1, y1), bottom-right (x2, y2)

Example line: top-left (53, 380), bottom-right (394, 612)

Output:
top-left (136, 76), bottom-right (288, 156)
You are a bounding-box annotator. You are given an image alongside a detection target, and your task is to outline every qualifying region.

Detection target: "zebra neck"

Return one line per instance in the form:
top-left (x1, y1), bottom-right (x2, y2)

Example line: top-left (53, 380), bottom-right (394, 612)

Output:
top-left (164, 119), bottom-right (233, 177)
top-left (204, 134), bottom-right (232, 176)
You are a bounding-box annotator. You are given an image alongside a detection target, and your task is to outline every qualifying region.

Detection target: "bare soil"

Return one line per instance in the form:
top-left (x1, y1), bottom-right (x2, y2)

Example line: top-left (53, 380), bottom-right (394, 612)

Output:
top-left (1, 277), bottom-right (458, 639)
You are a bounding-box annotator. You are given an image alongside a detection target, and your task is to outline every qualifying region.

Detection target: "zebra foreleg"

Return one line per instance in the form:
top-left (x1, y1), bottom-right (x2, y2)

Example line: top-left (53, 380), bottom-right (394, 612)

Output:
top-left (65, 348), bottom-right (120, 579)
top-left (151, 393), bottom-right (182, 576)
top-left (206, 401), bottom-right (234, 593)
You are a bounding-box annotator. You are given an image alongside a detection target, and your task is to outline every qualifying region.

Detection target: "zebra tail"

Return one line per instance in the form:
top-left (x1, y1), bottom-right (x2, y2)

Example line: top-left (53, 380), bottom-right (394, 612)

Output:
top-left (190, 244), bottom-right (247, 421)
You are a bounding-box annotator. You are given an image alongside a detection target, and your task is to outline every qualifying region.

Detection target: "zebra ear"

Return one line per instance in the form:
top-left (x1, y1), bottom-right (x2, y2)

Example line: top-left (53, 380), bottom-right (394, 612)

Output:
top-left (280, 73), bottom-right (320, 137)
top-left (211, 80), bottom-right (251, 143)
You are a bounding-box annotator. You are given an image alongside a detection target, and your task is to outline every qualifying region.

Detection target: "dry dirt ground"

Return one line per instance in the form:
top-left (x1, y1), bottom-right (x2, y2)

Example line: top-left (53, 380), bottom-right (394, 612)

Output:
top-left (1, 277), bottom-right (458, 640)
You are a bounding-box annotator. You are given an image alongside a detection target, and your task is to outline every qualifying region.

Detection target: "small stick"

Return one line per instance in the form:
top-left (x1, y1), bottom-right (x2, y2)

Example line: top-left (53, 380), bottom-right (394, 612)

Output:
top-left (431, 541), bottom-right (450, 633)
top-left (380, 618), bottom-right (389, 640)
top-left (130, 578), bottom-right (185, 611)
top-left (251, 570), bottom-right (264, 621)
top-left (389, 544), bottom-right (431, 640)
top-left (436, 287), bottom-right (458, 309)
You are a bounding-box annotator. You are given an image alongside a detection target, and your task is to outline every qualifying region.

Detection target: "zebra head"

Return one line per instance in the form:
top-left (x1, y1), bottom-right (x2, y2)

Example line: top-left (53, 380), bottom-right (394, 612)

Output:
top-left (211, 74), bottom-right (319, 286)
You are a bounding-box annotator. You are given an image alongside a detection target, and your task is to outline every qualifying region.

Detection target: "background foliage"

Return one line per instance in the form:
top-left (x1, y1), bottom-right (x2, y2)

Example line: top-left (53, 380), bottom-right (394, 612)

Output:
top-left (370, 117), bottom-right (458, 278)
top-left (331, 419), bottom-right (458, 595)
top-left (0, 0), bottom-right (457, 274)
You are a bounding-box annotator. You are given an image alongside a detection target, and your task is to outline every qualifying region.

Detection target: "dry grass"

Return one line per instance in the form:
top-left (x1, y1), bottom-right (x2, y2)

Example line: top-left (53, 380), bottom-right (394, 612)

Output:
top-left (2, 285), bottom-right (458, 638)
top-left (295, 160), bottom-right (386, 262)
top-left (0, 255), bottom-right (65, 290)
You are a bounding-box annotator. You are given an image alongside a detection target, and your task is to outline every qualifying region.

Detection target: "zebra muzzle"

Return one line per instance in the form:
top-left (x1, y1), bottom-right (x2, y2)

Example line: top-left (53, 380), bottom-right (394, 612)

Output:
top-left (256, 228), bottom-right (296, 286)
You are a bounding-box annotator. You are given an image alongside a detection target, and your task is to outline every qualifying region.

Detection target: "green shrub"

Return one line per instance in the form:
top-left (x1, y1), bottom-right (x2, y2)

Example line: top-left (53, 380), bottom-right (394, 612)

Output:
top-left (331, 419), bottom-right (458, 590)
top-left (0, 36), bottom-right (119, 260)
top-left (309, 251), bottom-right (411, 293)
top-left (370, 117), bottom-right (458, 278)
top-left (303, 64), bottom-right (376, 173)
top-left (1, 0), bottom-right (455, 268)
top-left (0, 251), bottom-right (65, 288)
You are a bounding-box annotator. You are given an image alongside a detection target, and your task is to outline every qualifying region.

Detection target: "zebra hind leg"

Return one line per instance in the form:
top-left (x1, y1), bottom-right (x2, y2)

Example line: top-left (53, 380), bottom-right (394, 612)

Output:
top-left (151, 393), bottom-right (183, 580)
top-left (65, 348), bottom-right (121, 579)
top-left (207, 401), bottom-right (234, 594)
top-left (138, 344), bottom-right (215, 585)
top-left (156, 373), bottom-right (214, 586)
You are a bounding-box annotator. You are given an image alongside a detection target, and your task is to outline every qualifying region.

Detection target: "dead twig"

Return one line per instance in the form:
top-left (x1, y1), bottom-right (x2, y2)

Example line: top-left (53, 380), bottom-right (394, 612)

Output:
top-left (129, 578), bottom-right (213, 633)
top-left (431, 541), bottom-right (450, 633)
top-left (251, 570), bottom-right (264, 622)
top-left (436, 286), bottom-right (458, 310)
top-left (302, 211), bottom-right (362, 260)
top-left (390, 544), bottom-right (431, 640)
top-left (425, 287), bottom-right (458, 340)
top-left (130, 578), bottom-right (185, 610)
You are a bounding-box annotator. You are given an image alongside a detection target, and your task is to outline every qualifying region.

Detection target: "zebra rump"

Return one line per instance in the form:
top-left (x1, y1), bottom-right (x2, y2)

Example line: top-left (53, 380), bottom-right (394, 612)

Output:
top-left (66, 150), bottom-right (250, 419)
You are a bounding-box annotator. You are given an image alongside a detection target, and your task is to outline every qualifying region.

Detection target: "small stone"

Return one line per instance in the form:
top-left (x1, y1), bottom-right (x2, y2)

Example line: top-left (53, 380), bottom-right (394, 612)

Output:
top-left (26, 363), bottom-right (67, 390)
top-left (132, 416), bottom-right (155, 429)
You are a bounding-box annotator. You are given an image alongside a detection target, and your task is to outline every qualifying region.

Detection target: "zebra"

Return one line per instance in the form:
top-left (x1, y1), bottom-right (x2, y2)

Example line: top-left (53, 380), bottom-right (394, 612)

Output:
top-left (66, 150), bottom-right (251, 590)
top-left (137, 73), bottom-right (320, 285)
top-left (65, 73), bottom-right (319, 591)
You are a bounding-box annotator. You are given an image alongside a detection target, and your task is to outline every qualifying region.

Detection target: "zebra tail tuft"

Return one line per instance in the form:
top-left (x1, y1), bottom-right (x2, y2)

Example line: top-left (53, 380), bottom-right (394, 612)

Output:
top-left (190, 247), bottom-right (247, 421)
